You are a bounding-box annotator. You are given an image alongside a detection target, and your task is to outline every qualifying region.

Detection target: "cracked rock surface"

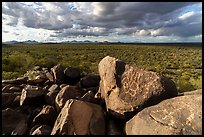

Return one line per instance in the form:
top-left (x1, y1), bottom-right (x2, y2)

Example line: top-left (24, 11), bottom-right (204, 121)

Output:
top-left (125, 91), bottom-right (202, 135)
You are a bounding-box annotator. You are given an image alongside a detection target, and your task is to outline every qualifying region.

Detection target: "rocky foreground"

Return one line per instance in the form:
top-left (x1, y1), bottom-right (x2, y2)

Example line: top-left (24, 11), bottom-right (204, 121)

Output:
top-left (2, 56), bottom-right (202, 135)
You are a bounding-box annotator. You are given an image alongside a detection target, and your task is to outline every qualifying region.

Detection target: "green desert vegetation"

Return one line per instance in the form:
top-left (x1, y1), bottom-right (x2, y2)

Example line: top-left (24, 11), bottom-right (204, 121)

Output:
top-left (2, 43), bottom-right (202, 93)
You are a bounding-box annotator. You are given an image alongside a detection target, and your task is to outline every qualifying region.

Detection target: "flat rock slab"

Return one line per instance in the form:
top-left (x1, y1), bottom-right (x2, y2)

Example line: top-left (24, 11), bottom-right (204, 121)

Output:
top-left (125, 90), bottom-right (202, 135)
top-left (2, 77), bottom-right (28, 85)
top-left (98, 56), bottom-right (178, 119)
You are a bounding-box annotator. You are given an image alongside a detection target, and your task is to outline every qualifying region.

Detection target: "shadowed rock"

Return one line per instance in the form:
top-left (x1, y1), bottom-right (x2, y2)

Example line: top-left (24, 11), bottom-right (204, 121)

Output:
top-left (2, 108), bottom-right (29, 135)
top-left (64, 67), bottom-right (81, 85)
top-left (2, 77), bottom-right (28, 85)
top-left (31, 125), bottom-right (52, 135)
top-left (98, 56), bottom-right (178, 119)
top-left (125, 90), bottom-right (202, 135)
top-left (107, 119), bottom-right (124, 135)
top-left (80, 74), bottom-right (100, 88)
top-left (51, 99), bottom-right (106, 135)
top-left (20, 85), bottom-right (47, 106)
top-left (33, 105), bottom-right (57, 126)
top-left (79, 90), bottom-right (99, 104)
top-left (2, 93), bottom-right (17, 109)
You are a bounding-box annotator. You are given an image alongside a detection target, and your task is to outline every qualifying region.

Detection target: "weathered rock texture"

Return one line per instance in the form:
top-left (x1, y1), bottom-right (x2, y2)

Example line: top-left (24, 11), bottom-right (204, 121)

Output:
top-left (98, 56), bottom-right (178, 119)
top-left (51, 99), bottom-right (106, 135)
top-left (125, 90), bottom-right (202, 135)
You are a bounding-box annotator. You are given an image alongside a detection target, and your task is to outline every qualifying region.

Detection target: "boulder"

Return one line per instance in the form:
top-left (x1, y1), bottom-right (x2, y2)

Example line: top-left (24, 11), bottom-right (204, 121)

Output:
top-left (48, 84), bottom-right (60, 92)
top-left (51, 64), bottom-right (65, 84)
top-left (84, 86), bottom-right (99, 94)
top-left (2, 84), bottom-right (13, 93)
top-left (9, 86), bottom-right (22, 92)
top-left (2, 85), bottom-right (22, 93)
top-left (44, 80), bottom-right (54, 87)
top-left (64, 67), bottom-right (81, 79)
top-left (55, 85), bottom-right (82, 112)
top-left (2, 108), bottom-right (28, 135)
top-left (31, 125), bottom-right (52, 135)
top-left (46, 72), bottom-right (54, 82)
top-left (107, 119), bottom-right (124, 135)
top-left (98, 56), bottom-right (178, 119)
top-left (125, 90), bottom-right (202, 135)
top-left (2, 93), bottom-right (16, 109)
top-left (29, 124), bottom-right (42, 135)
top-left (27, 77), bottom-right (46, 85)
top-left (80, 74), bottom-right (100, 88)
top-left (11, 95), bottom-right (21, 108)
top-left (60, 84), bottom-right (67, 89)
top-left (2, 76), bottom-right (28, 85)
top-left (33, 105), bottom-right (57, 126)
top-left (51, 99), bottom-right (106, 135)
top-left (44, 84), bottom-right (60, 105)
top-left (45, 90), bottom-right (59, 106)
top-left (183, 89), bottom-right (202, 95)
top-left (20, 85), bottom-right (47, 106)
top-left (79, 90), bottom-right (98, 104)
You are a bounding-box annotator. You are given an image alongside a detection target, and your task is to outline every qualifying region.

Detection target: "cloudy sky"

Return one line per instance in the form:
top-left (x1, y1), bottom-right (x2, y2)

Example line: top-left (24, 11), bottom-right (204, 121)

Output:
top-left (2, 2), bottom-right (202, 43)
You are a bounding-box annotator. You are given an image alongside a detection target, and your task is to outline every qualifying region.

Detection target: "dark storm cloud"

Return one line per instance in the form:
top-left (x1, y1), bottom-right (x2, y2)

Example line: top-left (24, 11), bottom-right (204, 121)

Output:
top-left (2, 2), bottom-right (202, 38)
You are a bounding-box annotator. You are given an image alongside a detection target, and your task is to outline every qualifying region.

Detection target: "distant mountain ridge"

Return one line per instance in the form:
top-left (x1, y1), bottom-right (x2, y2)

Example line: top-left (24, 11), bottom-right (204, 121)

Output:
top-left (2, 40), bottom-right (202, 45)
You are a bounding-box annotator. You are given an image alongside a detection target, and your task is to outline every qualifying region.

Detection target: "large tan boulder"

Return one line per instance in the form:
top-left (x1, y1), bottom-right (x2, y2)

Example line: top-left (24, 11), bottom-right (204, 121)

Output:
top-left (51, 99), bottom-right (106, 135)
top-left (98, 56), bottom-right (178, 119)
top-left (125, 90), bottom-right (202, 135)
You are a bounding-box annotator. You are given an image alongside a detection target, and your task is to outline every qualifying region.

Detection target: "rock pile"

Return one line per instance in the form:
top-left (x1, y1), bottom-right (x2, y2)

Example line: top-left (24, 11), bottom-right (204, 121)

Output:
top-left (2, 56), bottom-right (202, 135)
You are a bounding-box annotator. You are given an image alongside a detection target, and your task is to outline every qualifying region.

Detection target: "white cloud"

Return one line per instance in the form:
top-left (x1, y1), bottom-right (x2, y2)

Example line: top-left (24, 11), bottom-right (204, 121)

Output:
top-left (2, 2), bottom-right (202, 42)
top-left (178, 11), bottom-right (195, 20)
top-left (134, 29), bottom-right (151, 36)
